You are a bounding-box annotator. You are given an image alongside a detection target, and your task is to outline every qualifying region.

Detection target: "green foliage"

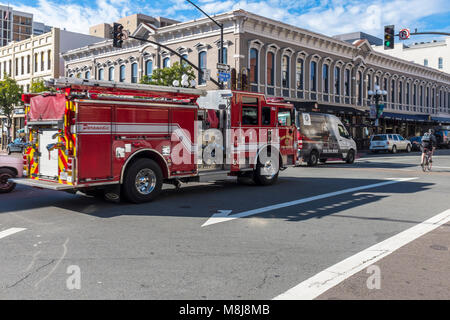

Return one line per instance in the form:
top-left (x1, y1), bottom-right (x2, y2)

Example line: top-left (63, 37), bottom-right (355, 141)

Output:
top-left (30, 78), bottom-right (53, 93)
top-left (0, 73), bottom-right (23, 123)
top-left (140, 62), bottom-right (196, 87)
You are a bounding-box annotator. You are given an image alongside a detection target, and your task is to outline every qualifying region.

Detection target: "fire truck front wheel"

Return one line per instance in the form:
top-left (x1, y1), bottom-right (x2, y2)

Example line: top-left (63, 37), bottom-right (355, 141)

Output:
top-left (122, 158), bottom-right (163, 203)
top-left (253, 157), bottom-right (279, 186)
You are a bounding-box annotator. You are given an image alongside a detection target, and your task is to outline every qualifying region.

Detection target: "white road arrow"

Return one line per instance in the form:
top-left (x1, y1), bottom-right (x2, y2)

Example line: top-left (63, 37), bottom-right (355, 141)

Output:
top-left (201, 177), bottom-right (418, 227)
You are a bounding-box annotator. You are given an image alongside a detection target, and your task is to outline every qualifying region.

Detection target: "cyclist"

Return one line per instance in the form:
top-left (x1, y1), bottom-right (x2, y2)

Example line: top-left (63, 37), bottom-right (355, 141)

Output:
top-left (421, 129), bottom-right (437, 167)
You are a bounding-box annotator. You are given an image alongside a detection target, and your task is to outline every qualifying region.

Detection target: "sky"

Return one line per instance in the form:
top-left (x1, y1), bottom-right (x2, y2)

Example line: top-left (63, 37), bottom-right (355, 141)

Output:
top-left (3, 0), bottom-right (450, 44)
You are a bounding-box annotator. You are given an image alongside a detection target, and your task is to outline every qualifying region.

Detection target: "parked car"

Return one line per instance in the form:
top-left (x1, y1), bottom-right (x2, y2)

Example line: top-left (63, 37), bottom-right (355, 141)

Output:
top-left (296, 112), bottom-right (357, 166)
top-left (0, 155), bottom-right (23, 193)
top-left (408, 136), bottom-right (422, 151)
top-left (7, 137), bottom-right (26, 155)
top-left (369, 134), bottom-right (412, 153)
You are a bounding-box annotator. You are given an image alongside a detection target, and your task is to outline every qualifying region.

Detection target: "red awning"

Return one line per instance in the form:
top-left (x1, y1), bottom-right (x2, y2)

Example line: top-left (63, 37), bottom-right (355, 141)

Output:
top-left (28, 94), bottom-right (66, 121)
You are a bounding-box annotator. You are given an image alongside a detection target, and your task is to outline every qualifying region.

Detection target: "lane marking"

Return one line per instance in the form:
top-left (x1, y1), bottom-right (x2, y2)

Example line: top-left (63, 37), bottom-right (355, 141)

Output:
top-left (0, 228), bottom-right (27, 240)
top-left (273, 208), bottom-right (450, 300)
top-left (201, 177), bottom-right (418, 227)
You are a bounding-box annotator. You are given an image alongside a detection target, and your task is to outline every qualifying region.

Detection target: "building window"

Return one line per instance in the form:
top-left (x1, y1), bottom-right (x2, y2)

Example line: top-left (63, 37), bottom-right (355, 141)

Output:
top-left (357, 71), bottom-right (362, 105)
top-left (426, 87), bottom-right (429, 108)
top-left (34, 53), bottom-right (38, 72)
top-left (366, 74), bottom-right (372, 91)
top-left (85, 71), bottom-right (90, 79)
top-left (119, 65), bottom-right (126, 82)
top-left (15, 58), bottom-right (18, 76)
top-left (296, 58), bottom-right (303, 90)
top-left (181, 54), bottom-right (188, 68)
top-left (220, 47), bottom-right (227, 65)
top-left (406, 83), bottom-right (410, 105)
top-left (47, 50), bottom-right (51, 70)
top-left (391, 79), bottom-right (395, 104)
top-left (267, 52), bottom-right (274, 87)
top-left (424, 59), bottom-right (428, 66)
top-left (310, 61), bottom-right (317, 92)
top-left (27, 55), bottom-right (30, 74)
top-left (398, 81), bottom-right (402, 104)
top-left (146, 60), bottom-right (153, 77)
top-left (41, 52), bottom-right (44, 71)
top-left (344, 69), bottom-right (350, 96)
top-left (249, 48), bottom-right (258, 84)
top-left (282, 55), bottom-right (289, 88)
top-left (163, 57), bottom-right (170, 68)
top-left (108, 66), bottom-right (114, 81)
top-left (322, 64), bottom-right (329, 93)
top-left (413, 84), bottom-right (417, 106)
top-left (198, 51), bottom-right (207, 85)
top-left (98, 68), bottom-right (104, 80)
top-left (334, 67), bottom-right (341, 95)
top-left (21, 56), bottom-right (24, 75)
top-left (438, 57), bottom-right (443, 69)
top-left (420, 85), bottom-right (423, 106)
top-left (131, 63), bottom-right (138, 83)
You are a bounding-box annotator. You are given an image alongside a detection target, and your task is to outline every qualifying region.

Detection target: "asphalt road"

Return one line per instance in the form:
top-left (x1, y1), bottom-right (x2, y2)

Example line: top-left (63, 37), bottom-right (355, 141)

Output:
top-left (0, 149), bottom-right (449, 299)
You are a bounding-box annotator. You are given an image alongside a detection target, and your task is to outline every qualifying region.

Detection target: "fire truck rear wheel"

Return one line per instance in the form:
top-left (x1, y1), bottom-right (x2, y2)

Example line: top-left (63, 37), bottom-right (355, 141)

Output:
top-left (253, 157), bottom-right (279, 186)
top-left (0, 168), bottom-right (16, 193)
top-left (123, 158), bottom-right (163, 203)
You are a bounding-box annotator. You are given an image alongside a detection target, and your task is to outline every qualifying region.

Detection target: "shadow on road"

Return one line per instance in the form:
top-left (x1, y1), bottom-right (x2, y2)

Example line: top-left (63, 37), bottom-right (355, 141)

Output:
top-left (0, 176), bottom-right (434, 226)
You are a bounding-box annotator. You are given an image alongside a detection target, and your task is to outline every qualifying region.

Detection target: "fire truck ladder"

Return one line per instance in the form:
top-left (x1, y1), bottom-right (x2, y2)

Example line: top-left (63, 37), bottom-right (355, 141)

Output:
top-left (45, 77), bottom-right (208, 100)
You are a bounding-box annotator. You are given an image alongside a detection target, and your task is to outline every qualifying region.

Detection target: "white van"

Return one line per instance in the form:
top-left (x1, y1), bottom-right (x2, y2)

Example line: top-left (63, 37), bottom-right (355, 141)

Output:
top-left (296, 112), bottom-right (357, 166)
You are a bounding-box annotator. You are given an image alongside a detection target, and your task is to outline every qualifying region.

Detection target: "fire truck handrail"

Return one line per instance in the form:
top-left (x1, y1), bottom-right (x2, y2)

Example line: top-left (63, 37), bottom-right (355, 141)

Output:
top-left (46, 77), bottom-right (207, 99)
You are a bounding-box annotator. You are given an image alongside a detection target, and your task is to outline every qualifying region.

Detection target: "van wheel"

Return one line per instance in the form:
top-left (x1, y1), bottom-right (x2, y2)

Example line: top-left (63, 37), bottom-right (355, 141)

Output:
top-left (0, 168), bottom-right (16, 193)
top-left (391, 145), bottom-right (397, 154)
top-left (122, 158), bottom-right (163, 203)
top-left (253, 156), bottom-right (279, 186)
top-left (308, 150), bottom-right (319, 166)
top-left (346, 150), bottom-right (355, 164)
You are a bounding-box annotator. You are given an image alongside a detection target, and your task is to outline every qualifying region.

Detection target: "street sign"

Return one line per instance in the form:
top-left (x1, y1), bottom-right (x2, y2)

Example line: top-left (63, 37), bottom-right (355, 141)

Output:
top-left (204, 69), bottom-right (211, 81)
top-left (399, 28), bottom-right (410, 40)
top-left (217, 63), bottom-right (230, 72)
top-left (218, 72), bottom-right (231, 82)
top-left (370, 105), bottom-right (377, 119)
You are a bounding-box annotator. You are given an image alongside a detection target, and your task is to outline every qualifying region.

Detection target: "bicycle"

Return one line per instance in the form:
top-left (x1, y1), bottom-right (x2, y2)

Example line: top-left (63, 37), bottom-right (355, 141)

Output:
top-left (421, 149), bottom-right (433, 172)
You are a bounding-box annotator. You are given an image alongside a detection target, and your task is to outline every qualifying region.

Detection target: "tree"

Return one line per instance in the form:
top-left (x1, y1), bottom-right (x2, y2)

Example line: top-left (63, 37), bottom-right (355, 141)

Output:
top-left (0, 73), bottom-right (23, 144)
top-left (30, 78), bottom-right (53, 93)
top-left (140, 62), bottom-right (196, 87)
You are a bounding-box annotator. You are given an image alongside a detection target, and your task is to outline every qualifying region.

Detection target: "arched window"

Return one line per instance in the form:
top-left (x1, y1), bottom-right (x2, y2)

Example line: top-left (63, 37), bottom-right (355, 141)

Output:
top-left (198, 51), bottom-right (207, 85)
top-left (310, 61), bottom-right (317, 92)
top-left (344, 69), bottom-right (351, 96)
top-left (413, 84), bottom-right (417, 106)
top-left (85, 71), bottom-right (90, 79)
top-left (296, 58), bottom-right (304, 90)
top-left (391, 79), bottom-right (395, 104)
top-left (357, 71), bottom-right (362, 105)
top-left (108, 66), bottom-right (114, 81)
top-left (119, 65), bottom-right (126, 82)
top-left (398, 81), bottom-right (402, 105)
top-left (322, 64), bottom-right (329, 94)
top-left (146, 60), bottom-right (153, 77)
top-left (267, 52), bottom-right (274, 87)
top-left (282, 55), bottom-right (289, 88)
top-left (334, 66), bottom-right (340, 95)
top-left (163, 57), bottom-right (170, 68)
top-left (98, 68), bottom-right (104, 80)
top-left (131, 63), bottom-right (138, 83)
top-left (249, 48), bottom-right (258, 84)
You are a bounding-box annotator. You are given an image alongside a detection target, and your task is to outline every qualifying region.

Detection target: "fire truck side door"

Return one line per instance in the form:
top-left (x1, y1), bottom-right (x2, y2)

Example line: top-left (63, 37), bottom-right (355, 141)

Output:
top-left (77, 103), bottom-right (112, 181)
top-left (170, 108), bottom-right (197, 174)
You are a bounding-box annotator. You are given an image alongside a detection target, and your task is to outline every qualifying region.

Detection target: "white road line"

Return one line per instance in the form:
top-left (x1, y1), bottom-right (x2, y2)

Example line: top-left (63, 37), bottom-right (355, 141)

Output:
top-left (202, 177), bottom-right (418, 227)
top-left (273, 208), bottom-right (450, 300)
top-left (0, 228), bottom-right (27, 240)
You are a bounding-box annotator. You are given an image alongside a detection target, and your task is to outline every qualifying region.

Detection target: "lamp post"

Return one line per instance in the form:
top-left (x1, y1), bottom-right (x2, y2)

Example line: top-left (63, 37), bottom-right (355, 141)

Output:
top-left (186, 0), bottom-right (224, 89)
top-left (368, 85), bottom-right (388, 131)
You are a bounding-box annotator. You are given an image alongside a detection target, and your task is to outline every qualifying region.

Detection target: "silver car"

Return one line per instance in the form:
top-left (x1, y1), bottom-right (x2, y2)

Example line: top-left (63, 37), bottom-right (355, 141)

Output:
top-left (7, 137), bottom-right (26, 155)
top-left (369, 134), bottom-right (412, 153)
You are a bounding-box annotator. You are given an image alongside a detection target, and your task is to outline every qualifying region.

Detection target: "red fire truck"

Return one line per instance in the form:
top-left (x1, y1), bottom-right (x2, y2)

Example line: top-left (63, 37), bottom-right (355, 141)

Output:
top-left (14, 78), bottom-right (297, 203)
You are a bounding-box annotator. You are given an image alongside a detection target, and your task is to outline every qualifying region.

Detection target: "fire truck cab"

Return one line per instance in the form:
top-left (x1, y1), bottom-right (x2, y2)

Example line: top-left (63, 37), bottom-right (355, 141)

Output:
top-left (15, 78), bottom-right (297, 203)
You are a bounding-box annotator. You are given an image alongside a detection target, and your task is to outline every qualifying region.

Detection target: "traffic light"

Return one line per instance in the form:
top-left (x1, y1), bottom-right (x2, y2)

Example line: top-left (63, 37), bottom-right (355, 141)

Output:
top-left (113, 23), bottom-right (124, 48)
top-left (384, 25), bottom-right (395, 50)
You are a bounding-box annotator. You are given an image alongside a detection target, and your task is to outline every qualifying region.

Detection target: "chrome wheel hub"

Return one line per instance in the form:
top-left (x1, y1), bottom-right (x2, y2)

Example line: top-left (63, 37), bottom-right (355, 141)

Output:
top-left (135, 169), bottom-right (157, 195)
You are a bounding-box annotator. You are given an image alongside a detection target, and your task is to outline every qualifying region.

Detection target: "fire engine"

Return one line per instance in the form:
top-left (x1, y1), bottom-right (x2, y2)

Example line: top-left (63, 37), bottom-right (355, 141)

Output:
top-left (14, 77), bottom-right (297, 203)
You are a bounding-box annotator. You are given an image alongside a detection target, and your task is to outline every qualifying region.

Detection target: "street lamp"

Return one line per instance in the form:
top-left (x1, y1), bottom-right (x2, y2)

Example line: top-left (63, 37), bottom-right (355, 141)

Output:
top-left (368, 84), bottom-right (388, 128)
top-left (186, 0), bottom-right (224, 89)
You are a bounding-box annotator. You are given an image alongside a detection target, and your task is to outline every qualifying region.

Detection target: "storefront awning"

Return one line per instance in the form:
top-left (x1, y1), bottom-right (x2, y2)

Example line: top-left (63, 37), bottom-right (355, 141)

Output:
top-left (382, 112), bottom-right (429, 122)
top-left (431, 116), bottom-right (450, 124)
